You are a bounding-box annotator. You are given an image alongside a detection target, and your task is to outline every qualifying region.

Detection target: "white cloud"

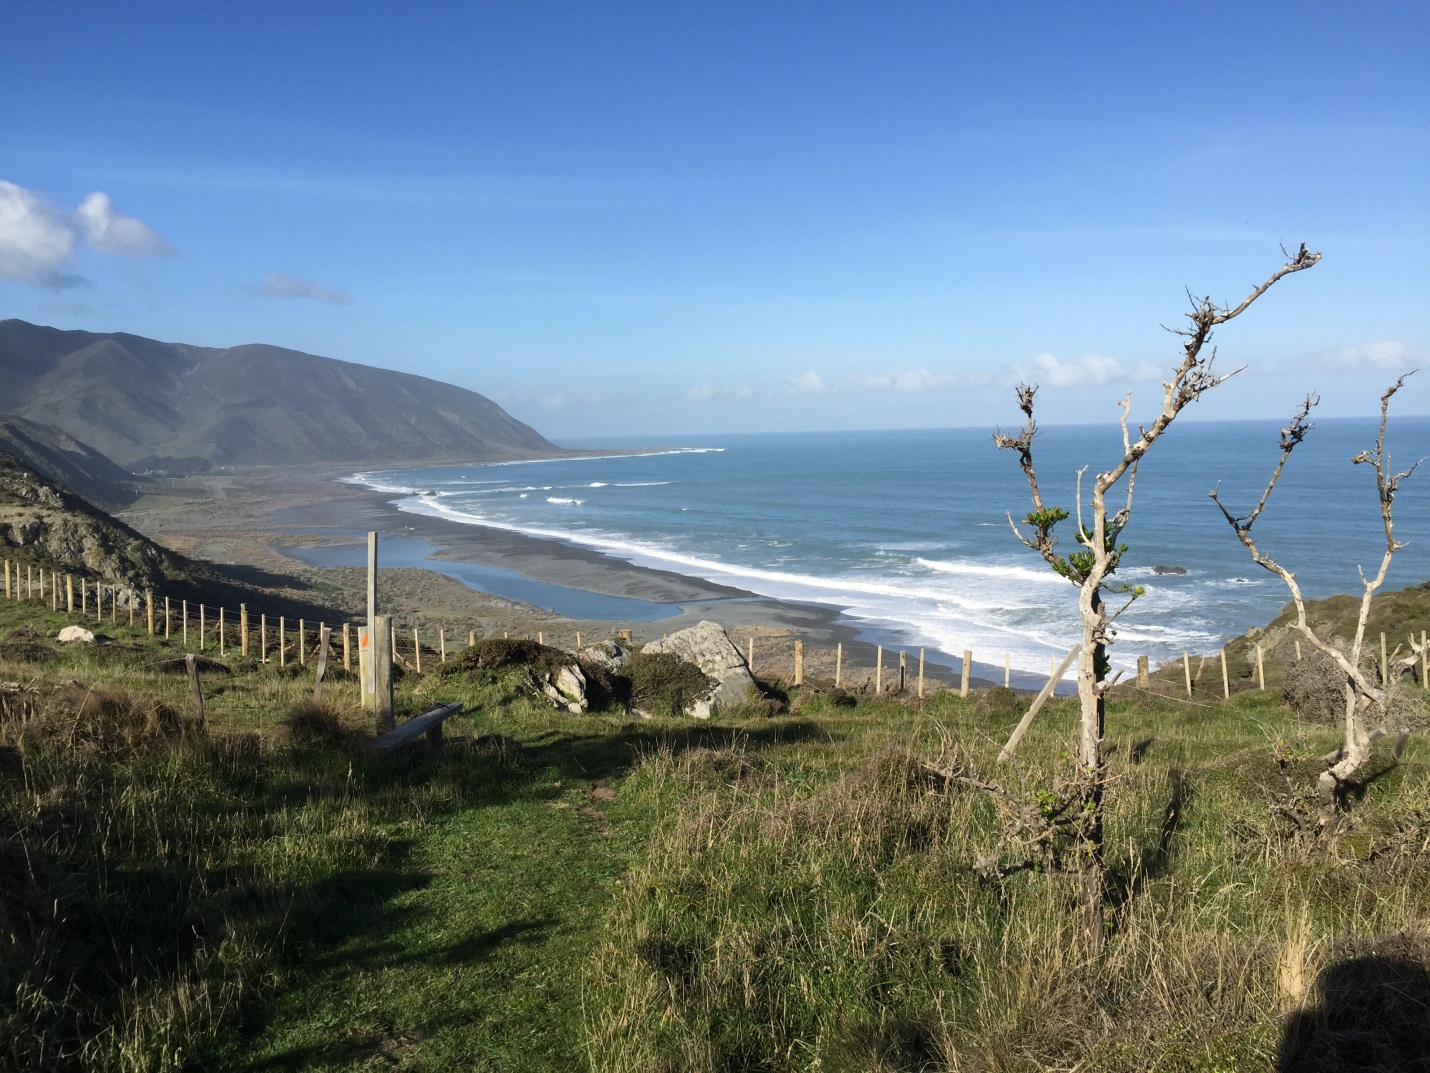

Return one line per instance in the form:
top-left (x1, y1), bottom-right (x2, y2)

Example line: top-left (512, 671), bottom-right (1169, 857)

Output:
top-left (687, 383), bottom-right (754, 402)
top-left (0, 181), bottom-right (81, 287)
top-left (257, 271), bottom-right (352, 305)
top-left (73, 192), bottom-right (174, 256)
top-left (787, 371), bottom-right (830, 395)
top-left (1309, 341), bottom-right (1423, 373)
top-left (0, 180), bottom-right (173, 289)
top-left (1008, 352), bottom-right (1159, 389)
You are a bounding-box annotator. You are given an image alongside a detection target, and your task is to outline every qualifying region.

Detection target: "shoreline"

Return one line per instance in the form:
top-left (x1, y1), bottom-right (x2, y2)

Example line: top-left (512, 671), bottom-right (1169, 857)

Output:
top-left (122, 466), bottom-right (1016, 691)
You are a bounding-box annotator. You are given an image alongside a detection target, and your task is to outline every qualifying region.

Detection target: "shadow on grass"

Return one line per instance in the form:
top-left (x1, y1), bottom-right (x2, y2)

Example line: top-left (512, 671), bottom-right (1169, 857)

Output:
top-left (1278, 952), bottom-right (1430, 1071)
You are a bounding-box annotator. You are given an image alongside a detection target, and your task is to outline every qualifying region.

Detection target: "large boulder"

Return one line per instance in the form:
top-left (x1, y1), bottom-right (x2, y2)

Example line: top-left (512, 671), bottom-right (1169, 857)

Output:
top-left (642, 621), bottom-right (754, 718)
top-left (57, 625), bottom-right (96, 644)
top-left (577, 639), bottom-right (630, 674)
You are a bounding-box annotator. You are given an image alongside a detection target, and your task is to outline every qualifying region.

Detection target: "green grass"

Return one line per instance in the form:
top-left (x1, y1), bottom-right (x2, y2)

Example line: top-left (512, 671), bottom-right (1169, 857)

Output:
top-left (3, 594), bottom-right (1428, 1071)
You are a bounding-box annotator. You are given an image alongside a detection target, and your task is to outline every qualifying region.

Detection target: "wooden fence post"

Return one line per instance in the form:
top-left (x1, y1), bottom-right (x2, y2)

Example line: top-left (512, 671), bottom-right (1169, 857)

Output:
top-left (299, 620), bottom-right (306, 666)
top-left (414, 627), bottom-right (422, 674)
top-left (793, 639), bottom-right (804, 686)
top-left (186, 653), bottom-right (205, 730)
top-left (918, 648), bottom-right (925, 699)
top-left (147, 591), bottom-right (155, 635)
top-left (875, 646), bottom-right (883, 694)
top-left (313, 625), bottom-right (332, 702)
top-left (1256, 644), bottom-right (1265, 690)
top-left (2, 560), bottom-right (8, 600)
top-left (164, 596), bottom-right (171, 639)
top-left (747, 636), bottom-right (755, 675)
top-left (358, 626), bottom-right (373, 709)
top-left (439, 629), bottom-right (446, 663)
top-left (199, 605), bottom-right (206, 649)
top-left (576, 630), bottom-right (582, 649)
top-left (1422, 630), bottom-right (1428, 689)
top-left (899, 649), bottom-right (907, 693)
top-left (81, 577), bottom-right (87, 613)
top-left (343, 623), bottom-right (351, 671)
top-left (1183, 652), bottom-right (1192, 696)
top-left (835, 642), bottom-right (843, 688)
top-left (999, 645), bottom-right (1081, 763)
top-left (1381, 632), bottom-right (1388, 686)
top-left (1220, 648), bottom-right (1230, 699)
top-left (260, 614), bottom-right (267, 662)
top-left (961, 650), bottom-right (972, 698)
top-left (66, 574), bottom-right (74, 614)
top-left (373, 614), bottom-right (395, 732)
top-left (1137, 655), bottom-right (1149, 689)
top-left (182, 600), bottom-right (189, 648)
top-left (279, 617), bottom-right (286, 666)
top-left (240, 605), bottom-right (249, 657)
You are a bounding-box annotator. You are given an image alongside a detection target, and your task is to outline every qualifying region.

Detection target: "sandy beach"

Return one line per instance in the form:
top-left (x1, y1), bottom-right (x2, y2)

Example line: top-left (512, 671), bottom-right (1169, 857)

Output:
top-left (117, 464), bottom-right (990, 691)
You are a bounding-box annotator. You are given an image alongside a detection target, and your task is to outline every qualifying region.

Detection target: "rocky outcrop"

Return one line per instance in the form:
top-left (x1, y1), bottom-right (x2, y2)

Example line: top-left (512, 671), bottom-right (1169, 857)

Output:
top-left (540, 663), bottom-right (589, 714)
top-left (577, 639), bottom-right (630, 674)
top-left (642, 621), bottom-right (755, 718)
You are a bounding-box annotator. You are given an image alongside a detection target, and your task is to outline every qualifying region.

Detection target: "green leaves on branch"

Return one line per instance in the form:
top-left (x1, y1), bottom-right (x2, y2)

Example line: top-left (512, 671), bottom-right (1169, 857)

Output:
top-left (1024, 506), bottom-right (1131, 588)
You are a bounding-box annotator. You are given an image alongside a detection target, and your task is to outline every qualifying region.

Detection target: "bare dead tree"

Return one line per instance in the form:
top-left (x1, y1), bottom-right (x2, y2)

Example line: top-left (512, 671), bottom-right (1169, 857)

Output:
top-left (994, 245), bottom-right (1321, 940)
top-left (1210, 376), bottom-right (1424, 828)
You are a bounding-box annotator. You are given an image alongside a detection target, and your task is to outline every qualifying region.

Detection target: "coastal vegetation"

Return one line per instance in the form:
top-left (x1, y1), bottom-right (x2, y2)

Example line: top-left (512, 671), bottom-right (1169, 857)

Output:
top-left (2, 585), bottom-right (1427, 1071)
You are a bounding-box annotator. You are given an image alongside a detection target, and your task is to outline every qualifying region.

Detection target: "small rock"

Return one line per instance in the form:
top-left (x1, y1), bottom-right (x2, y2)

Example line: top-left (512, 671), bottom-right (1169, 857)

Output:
top-left (1152, 564), bottom-right (1187, 575)
top-left (57, 625), bottom-right (96, 644)
top-left (540, 663), bottom-right (588, 713)
top-left (577, 640), bottom-right (629, 673)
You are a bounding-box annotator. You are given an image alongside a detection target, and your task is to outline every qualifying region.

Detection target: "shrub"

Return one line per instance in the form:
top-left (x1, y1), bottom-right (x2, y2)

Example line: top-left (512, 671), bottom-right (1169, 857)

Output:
top-left (626, 650), bottom-right (712, 717)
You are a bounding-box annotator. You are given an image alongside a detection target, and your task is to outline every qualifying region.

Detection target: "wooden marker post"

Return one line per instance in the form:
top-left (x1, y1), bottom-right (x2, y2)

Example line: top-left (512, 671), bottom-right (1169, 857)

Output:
top-left (439, 629), bottom-right (446, 663)
top-left (747, 637), bottom-right (755, 675)
top-left (240, 605), bottom-right (249, 657)
top-left (313, 625), bottom-right (332, 702)
top-left (260, 614), bottom-right (267, 662)
top-left (835, 642), bottom-right (843, 688)
top-left (342, 623), bottom-right (351, 671)
top-left (469, 630), bottom-right (476, 648)
top-left (298, 620), bottom-right (306, 666)
top-left (1137, 655), bottom-right (1149, 689)
top-left (1381, 632), bottom-right (1388, 686)
top-left (1256, 644), bottom-right (1265, 690)
top-left (875, 646), bottom-right (883, 694)
top-left (899, 649), bottom-right (906, 693)
top-left (961, 650), bottom-right (972, 699)
top-left (793, 640), bottom-right (804, 686)
top-left (218, 607), bottom-right (225, 655)
top-left (81, 577), bottom-right (87, 613)
top-left (199, 605), bottom-right (206, 649)
top-left (147, 591), bottom-right (155, 635)
top-left (576, 631), bottom-right (582, 649)
top-left (1183, 652), bottom-right (1192, 696)
top-left (537, 631), bottom-right (544, 646)
top-left (164, 596), bottom-right (171, 639)
top-left (1220, 648), bottom-right (1230, 699)
top-left (358, 626), bottom-right (373, 709)
top-left (918, 648), bottom-right (925, 698)
top-left (66, 574), bottom-right (74, 614)
top-left (366, 531), bottom-right (379, 709)
top-left (26, 565), bottom-right (32, 601)
top-left (373, 614), bottom-right (395, 731)
top-left (185, 653), bottom-right (205, 730)
top-left (414, 627), bottom-right (422, 674)
top-left (279, 617), bottom-right (286, 666)
top-left (1004, 652), bottom-right (1011, 689)
top-left (182, 600), bottom-right (189, 648)
top-left (2, 560), bottom-right (8, 600)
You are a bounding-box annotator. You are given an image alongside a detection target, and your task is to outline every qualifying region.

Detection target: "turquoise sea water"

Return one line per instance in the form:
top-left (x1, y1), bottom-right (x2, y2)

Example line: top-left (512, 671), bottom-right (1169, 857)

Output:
top-left (348, 418), bottom-right (1430, 675)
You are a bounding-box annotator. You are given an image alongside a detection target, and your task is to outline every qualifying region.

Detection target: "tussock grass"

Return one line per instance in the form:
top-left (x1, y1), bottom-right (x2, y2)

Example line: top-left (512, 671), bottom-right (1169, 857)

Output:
top-left (1, 592), bottom-right (1427, 1071)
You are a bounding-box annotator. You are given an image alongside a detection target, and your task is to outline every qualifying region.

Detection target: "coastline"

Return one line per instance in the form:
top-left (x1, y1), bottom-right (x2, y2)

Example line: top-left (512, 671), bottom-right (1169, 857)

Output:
top-left (121, 465), bottom-right (1008, 691)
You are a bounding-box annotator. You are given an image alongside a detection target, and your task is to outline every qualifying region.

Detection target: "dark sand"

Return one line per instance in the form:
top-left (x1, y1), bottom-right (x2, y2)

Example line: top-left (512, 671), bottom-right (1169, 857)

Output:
top-left (119, 466), bottom-right (992, 690)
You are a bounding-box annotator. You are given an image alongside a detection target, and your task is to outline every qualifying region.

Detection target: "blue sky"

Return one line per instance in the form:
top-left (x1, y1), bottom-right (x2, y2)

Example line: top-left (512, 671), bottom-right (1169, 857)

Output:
top-left (2, 2), bottom-right (1427, 441)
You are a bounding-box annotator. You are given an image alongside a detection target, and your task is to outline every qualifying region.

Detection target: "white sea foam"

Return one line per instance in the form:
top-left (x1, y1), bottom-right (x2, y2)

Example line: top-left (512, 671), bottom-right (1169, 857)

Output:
top-left (589, 482), bottom-right (608, 487)
top-left (546, 497), bottom-right (584, 505)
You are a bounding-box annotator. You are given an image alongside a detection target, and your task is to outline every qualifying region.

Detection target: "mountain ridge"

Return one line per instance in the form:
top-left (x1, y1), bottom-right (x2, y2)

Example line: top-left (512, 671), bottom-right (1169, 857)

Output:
top-left (0, 319), bottom-right (565, 469)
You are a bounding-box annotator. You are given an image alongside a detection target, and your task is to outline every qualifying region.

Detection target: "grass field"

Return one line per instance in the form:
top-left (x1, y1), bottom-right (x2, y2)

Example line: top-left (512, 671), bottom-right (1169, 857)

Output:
top-left (2, 594), bottom-right (1427, 1072)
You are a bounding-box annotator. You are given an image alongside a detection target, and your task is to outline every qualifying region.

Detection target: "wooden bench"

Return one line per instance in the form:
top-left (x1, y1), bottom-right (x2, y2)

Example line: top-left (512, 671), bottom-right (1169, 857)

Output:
top-left (370, 701), bottom-right (464, 753)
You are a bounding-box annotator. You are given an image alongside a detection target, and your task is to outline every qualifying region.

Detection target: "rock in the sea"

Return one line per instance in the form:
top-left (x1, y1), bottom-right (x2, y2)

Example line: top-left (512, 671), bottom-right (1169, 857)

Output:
top-left (541, 663), bottom-right (588, 714)
top-left (642, 621), bottom-right (754, 718)
top-left (57, 625), bottom-right (96, 644)
top-left (1152, 564), bottom-right (1187, 575)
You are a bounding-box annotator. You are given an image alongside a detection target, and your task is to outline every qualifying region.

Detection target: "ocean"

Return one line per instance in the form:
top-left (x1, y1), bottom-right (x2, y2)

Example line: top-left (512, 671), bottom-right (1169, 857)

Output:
top-left (345, 418), bottom-right (1430, 678)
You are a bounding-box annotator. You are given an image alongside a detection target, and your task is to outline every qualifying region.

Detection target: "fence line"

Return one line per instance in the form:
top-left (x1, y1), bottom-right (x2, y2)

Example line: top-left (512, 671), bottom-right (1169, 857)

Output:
top-left (5, 556), bottom-right (1426, 703)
